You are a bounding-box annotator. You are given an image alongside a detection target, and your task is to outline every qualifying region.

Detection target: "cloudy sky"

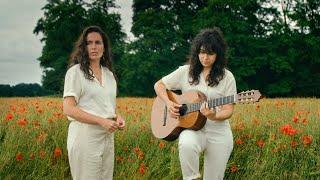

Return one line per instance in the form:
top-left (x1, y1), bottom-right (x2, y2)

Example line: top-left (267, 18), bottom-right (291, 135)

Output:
top-left (0, 0), bottom-right (133, 86)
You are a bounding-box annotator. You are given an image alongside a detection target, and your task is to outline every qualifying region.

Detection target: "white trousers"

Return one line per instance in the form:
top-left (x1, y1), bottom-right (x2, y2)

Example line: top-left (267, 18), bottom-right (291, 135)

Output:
top-left (67, 121), bottom-right (114, 180)
top-left (178, 122), bottom-right (233, 180)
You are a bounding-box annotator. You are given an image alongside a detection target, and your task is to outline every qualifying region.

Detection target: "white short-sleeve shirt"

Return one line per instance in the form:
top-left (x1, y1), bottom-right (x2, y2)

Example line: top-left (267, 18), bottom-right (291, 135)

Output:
top-left (63, 64), bottom-right (117, 121)
top-left (162, 64), bottom-right (237, 128)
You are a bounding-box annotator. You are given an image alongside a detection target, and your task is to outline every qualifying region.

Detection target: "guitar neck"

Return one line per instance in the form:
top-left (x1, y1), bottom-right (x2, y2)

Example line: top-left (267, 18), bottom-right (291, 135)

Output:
top-left (187, 94), bottom-right (236, 113)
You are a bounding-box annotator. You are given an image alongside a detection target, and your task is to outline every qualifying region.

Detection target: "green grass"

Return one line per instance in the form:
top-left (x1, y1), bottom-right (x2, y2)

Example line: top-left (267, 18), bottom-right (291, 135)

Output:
top-left (0, 97), bottom-right (319, 179)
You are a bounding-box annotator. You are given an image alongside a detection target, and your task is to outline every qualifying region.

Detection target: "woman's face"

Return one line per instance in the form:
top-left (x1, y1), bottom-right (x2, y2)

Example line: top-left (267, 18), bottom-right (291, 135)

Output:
top-left (86, 32), bottom-right (104, 62)
top-left (198, 47), bottom-right (217, 69)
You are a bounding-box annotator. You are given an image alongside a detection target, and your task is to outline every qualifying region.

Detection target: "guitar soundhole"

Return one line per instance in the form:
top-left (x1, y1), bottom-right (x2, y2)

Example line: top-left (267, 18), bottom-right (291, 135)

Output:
top-left (179, 104), bottom-right (188, 116)
top-left (163, 106), bottom-right (167, 126)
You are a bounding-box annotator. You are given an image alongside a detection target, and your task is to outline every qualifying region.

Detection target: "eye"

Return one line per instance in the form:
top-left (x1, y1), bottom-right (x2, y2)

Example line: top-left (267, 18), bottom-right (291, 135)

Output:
top-left (95, 40), bottom-right (103, 45)
top-left (86, 41), bottom-right (93, 45)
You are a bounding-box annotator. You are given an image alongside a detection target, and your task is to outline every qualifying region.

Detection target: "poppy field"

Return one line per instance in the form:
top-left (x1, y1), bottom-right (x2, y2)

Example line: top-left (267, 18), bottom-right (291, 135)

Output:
top-left (0, 97), bottom-right (319, 179)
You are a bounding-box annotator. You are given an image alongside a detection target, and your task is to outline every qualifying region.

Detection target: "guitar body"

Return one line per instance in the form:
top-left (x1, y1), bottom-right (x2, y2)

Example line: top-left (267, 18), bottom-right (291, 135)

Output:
top-left (151, 89), bottom-right (261, 141)
top-left (151, 90), bottom-right (207, 141)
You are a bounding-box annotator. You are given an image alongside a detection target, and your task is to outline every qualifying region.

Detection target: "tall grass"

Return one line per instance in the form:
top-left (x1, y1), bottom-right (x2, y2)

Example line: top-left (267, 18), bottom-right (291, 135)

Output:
top-left (0, 97), bottom-right (319, 179)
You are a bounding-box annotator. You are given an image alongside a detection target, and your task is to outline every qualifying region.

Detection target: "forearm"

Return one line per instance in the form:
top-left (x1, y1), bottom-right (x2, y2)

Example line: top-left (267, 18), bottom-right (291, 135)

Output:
top-left (154, 80), bottom-right (170, 104)
top-left (63, 104), bottom-right (104, 125)
top-left (207, 108), bottom-right (233, 121)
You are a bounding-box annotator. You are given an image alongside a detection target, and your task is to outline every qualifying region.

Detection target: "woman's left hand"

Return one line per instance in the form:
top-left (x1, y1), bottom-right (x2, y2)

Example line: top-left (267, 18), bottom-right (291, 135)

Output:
top-left (116, 114), bottom-right (126, 130)
top-left (200, 102), bottom-right (216, 119)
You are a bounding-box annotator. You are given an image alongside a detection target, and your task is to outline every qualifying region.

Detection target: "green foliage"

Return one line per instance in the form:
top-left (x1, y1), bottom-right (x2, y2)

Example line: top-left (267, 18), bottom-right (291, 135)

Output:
top-left (0, 85), bottom-right (13, 97)
top-left (123, 0), bottom-right (319, 97)
top-left (0, 84), bottom-right (48, 97)
top-left (33, 0), bottom-right (319, 97)
top-left (119, 0), bottom-right (206, 96)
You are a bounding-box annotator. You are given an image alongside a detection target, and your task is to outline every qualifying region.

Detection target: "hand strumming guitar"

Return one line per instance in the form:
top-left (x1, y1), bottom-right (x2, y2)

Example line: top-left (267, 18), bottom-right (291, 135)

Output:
top-left (165, 100), bottom-right (182, 119)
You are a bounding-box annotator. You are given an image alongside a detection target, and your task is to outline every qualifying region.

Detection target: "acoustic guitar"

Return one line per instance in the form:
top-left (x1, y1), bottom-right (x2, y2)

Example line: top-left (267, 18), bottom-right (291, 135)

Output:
top-left (151, 90), bottom-right (261, 141)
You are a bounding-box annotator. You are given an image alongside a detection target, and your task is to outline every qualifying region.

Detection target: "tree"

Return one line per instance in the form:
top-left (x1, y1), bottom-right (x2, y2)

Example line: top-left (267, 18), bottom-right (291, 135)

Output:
top-left (120, 0), bottom-right (206, 96)
top-left (0, 85), bottom-right (13, 97)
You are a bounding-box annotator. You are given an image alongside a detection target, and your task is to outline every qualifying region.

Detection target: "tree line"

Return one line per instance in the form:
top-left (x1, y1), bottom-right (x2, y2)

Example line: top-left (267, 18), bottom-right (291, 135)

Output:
top-left (0, 84), bottom-right (49, 97)
top-left (4, 0), bottom-right (319, 97)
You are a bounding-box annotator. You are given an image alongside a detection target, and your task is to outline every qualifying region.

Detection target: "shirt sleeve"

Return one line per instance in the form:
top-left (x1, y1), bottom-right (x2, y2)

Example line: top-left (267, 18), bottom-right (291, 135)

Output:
top-left (224, 70), bottom-right (237, 96)
top-left (162, 65), bottom-right (188, 90)
top-left (63, 66), bottom-right (82, 103)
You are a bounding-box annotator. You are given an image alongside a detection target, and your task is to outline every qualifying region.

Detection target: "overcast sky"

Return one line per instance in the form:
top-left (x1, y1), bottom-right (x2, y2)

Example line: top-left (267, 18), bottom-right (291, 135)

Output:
top-left (0, 0), bottom-right (133, 86)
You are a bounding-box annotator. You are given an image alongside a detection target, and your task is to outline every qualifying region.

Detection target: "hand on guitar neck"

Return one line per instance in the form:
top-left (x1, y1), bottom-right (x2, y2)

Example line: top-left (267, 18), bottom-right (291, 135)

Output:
top-left (200, 102), bottom-right (217, 120)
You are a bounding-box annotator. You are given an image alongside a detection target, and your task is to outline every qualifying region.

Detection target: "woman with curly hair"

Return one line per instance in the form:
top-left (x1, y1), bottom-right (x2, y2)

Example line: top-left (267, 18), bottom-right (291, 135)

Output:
top-left (63, 26), bottom-right (125, 180)
top-left (154, 27), bottom-right (237, 180)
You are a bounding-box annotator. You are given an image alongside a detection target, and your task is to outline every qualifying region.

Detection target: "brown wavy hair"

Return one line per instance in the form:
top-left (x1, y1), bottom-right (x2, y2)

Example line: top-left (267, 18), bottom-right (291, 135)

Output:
top-left (188, 27), bottom-right (227, 87)
top-left (69, 26), bottom-right (115, 80)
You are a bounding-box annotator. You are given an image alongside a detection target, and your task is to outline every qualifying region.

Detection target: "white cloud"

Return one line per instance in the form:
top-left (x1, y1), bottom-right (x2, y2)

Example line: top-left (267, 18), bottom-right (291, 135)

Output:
top-left (0, 0), bottom-right (46, 85)
top-left (0, 0), bottom-right (133, 86)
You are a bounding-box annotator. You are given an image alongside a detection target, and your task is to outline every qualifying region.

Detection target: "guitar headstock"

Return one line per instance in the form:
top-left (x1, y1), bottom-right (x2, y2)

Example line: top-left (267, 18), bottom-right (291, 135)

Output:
top-left (236, 90), bottom-right (262, 104)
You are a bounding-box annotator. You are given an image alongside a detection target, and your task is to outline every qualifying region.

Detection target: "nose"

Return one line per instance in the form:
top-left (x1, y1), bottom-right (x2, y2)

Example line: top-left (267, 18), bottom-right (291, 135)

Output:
top-left (91, 43), bottom-right (97, 49)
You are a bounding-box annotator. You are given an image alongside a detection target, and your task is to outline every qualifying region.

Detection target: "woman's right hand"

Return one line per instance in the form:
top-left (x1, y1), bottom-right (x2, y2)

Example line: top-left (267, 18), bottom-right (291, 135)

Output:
top-left (165, 100), bottom-right (181, 118)
top-left (99, 118), bottom-right (119, 133)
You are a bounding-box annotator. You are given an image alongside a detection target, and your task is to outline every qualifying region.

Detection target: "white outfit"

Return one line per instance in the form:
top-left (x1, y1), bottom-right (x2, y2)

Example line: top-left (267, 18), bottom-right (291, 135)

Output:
top-left (63, 64), bottom-right (117, 180)
top-left (162, 65), bottom-right (237, 180)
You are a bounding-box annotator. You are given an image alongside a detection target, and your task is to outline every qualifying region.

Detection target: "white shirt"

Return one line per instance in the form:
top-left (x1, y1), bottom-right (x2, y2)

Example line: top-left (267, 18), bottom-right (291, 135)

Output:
top-left (63, 64), bottom-right (117, 121)
top-left (162, 64), bottom-right (237, 128)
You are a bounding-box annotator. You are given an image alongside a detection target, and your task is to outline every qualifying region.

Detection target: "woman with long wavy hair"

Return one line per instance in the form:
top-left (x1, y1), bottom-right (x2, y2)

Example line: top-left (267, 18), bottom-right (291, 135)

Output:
top-left (63, 26), bottom-right (125, 180)
top-left (154, 27), bottom-right (237, 180)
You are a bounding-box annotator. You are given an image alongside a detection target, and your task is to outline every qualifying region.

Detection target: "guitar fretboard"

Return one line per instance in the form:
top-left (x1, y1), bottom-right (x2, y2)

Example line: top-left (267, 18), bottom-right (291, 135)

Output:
top-left (186, 95), bottom-right (235, 113)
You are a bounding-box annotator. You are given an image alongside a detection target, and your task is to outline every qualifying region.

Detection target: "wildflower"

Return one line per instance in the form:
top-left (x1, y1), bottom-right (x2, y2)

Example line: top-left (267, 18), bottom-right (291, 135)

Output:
top-left (133, 147), bottom-right (140, 154)
top-left (256, 140), bottom-right (265, 148)
top-left (280, 124), bottom-right (298, 136)
top-left (235, 138), bottom-right (244, 145)
top-left (17, 118), bottom-right (27, 126)
top-left (252, 118), bottom-right (260, 125)
top-left (301, 135), bottom-right (312, 146)
top-left (139, 163), bottom-right (146, 175)
top-left (302, 118), bottom-right (308, 125)
top-left (292, 116), bottom-right (299, 123)
top-left (16, 152), bottom-right (23, 161)
top-left (138, 151), bottom-right (145, 160)
top-left (290, 140), bottom-right (298, 148)
top-left (116, 156), bottom-right (124, 163)
top-left (158, 141), bottom-right (166, 149)
top-left (6, 113), bottom-right (13, 121)
top-left (54, 147), bottom-right (62, 158)
top-left (230, 165), bottom-right (238, 173)
top-left (39, 150), bottom-right (46, 159)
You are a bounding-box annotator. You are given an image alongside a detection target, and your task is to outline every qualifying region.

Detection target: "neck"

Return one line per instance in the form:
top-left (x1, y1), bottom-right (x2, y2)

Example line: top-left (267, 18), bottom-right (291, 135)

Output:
top-left (90, 60), bottom-right (100, 70)
top-left (202, 67), bottom-right (212, 77)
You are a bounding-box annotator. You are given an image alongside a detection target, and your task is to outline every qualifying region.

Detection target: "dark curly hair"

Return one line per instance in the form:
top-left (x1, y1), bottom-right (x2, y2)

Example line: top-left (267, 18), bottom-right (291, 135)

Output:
top-left (69, 26), bottom-right (115, 80)
top-left (188, 27), bottom-right (227, 87)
